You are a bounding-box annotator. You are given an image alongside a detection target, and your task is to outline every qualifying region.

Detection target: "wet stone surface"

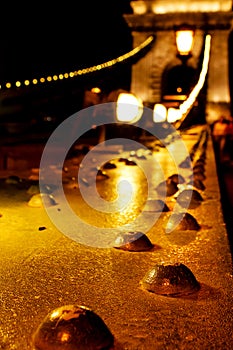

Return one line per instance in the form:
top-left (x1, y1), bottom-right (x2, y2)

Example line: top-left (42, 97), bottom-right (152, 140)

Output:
top-left (0, 126), bottom-right (232, 349)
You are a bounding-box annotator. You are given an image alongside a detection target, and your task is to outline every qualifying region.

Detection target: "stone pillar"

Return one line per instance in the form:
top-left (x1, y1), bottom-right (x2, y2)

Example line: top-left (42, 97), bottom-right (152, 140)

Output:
top-left (206, 29), bottom-right (232, 122)
top-left (130, 30), bottom-right (177, 105)
top-left (130, 32), bottom-right (154, 103)
top-left (124, 2), bottom-right (233, 124)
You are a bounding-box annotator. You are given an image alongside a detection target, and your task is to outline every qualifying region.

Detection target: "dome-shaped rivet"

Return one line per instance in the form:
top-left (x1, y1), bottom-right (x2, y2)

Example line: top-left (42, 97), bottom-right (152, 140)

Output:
top-left (144, 199), bottom-right (170, 212)
top-left (113, 231), bottom-right (154, 252)
top-left (140, 262), bottom-right (200, 297)
top-left (176, 189), bottom-right (203, 209)
top-left (32, 304), bottom-right (114, 350)
top-left (156, 179), bottom-right (178, 197)
top-left (166, 212), bottom-right (201, 231)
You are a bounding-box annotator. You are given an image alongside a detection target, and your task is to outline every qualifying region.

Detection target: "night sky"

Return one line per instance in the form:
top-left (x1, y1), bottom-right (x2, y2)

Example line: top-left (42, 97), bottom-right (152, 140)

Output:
top-left (0, 1), bottom-right (133, 83)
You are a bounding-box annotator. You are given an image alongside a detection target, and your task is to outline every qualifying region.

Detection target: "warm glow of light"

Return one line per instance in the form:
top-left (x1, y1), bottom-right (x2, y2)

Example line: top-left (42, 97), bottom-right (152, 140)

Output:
top-left (16, 81), bottom-right (21, 87)
top-left (131, 1), bottom-right (147, 14)
top-left (176, 30), bottom-right (194, 56)
top-left (24, 80), bottom-right (30, 86)
top-left (60, 331), bottom-right (70, 342)
top-left (91, 87), bottom-right (101, 94)
top-left (176, 34), bottom-right (211, 128)
top-left (50, 310), bottom-right (60, 320)
top-left (0, 36), bottom-right (154, 91)
top-left (148, 0), bottom-right (232, 13)
top-left (116, 93), bottom-right (143, 123)
top-left (167, 108), bottom-right (182, 123)
top-left (153, 104), bottom-right (167, 123)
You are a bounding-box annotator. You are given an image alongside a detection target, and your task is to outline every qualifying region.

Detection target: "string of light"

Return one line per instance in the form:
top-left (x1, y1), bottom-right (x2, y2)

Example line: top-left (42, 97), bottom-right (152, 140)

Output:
top-left (175, 34), bottom-right (211, 127)
top-left (0, 36), bottom-right (154, 91)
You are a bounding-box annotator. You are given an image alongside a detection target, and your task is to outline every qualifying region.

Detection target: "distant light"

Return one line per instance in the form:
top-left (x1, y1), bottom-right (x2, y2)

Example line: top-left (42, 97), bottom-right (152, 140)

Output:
top-left (60, 332), bottom-right (70, 342)
top-left (0, 36), bottom-right (153, 92)
top-left (153, 104), bottom-right (167, 123)
top-left (131, 1), bottom-right (147, 14)
top-left (175, 29), bottom-right (194, 56)
top-left (116, 93), bottom-right (143, 123)
top-left (167, 108), bottom-right (182, 123)
top-left (50, 310), bottom-right (60, 320)
top-left (16, 81), bottom-right (21, 87)
top-left (91, 87), bottom-right (101, 94)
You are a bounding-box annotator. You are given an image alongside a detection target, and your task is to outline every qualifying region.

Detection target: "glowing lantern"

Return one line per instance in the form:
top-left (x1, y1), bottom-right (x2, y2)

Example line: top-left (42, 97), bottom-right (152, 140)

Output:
top-left (116, 93), bottom-right (143, 124)
top-left (175, 26), bottom-right (194, 57)
top-left (153, 104), bottom-right (167, 123)
top-left (167, 108), bottom-right (182, 123)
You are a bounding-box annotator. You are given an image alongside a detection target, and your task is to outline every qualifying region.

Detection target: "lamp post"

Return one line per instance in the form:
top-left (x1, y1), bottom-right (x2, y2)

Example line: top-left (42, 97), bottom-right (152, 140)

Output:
top-left (175, 25), bottom-right (195, 64)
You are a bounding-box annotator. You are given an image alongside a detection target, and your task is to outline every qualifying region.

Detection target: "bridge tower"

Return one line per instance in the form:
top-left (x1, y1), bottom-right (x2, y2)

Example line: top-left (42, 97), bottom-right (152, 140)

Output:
top-left (124, 0), bottom-right (233, 123)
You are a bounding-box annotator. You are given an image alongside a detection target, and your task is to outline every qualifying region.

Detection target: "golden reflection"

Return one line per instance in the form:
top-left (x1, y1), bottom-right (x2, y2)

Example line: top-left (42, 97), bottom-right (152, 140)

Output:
top-left (66, 161), bottom-right (148, 228)
top-left (50, 310), bottom-right (60, 320)
top-left (58, 331), bottom-right (70, 342)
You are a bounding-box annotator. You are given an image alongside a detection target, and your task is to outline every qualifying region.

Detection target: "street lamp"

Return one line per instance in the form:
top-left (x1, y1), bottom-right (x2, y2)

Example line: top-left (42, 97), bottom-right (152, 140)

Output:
top-left (116, 92), bottom-right (143, 124)
top-left (153, 104), bottom-right (182, 124)
top-left (175, 25), bottom-right (195, 63)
